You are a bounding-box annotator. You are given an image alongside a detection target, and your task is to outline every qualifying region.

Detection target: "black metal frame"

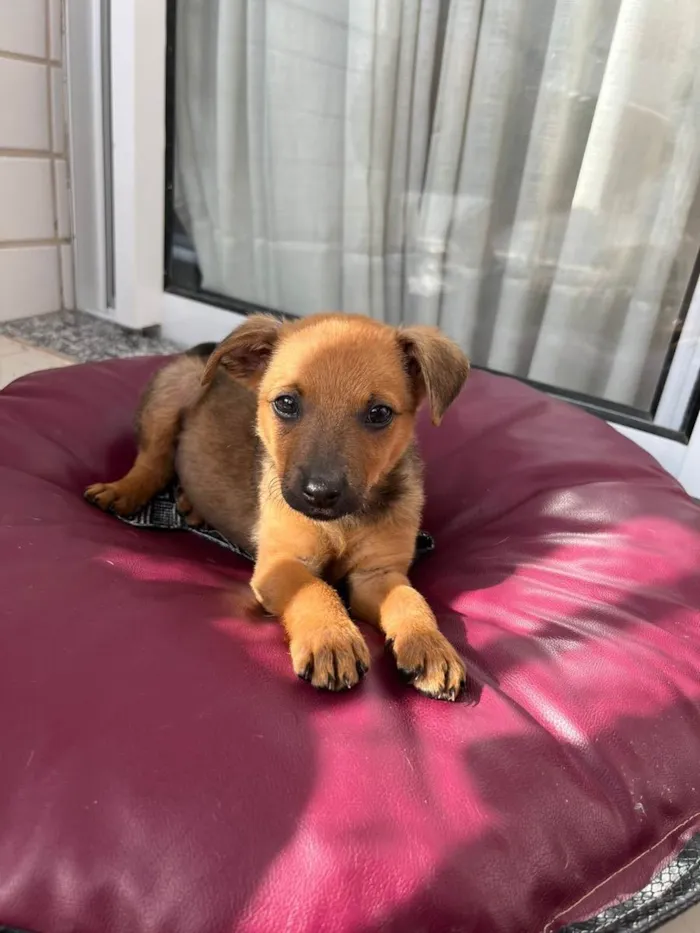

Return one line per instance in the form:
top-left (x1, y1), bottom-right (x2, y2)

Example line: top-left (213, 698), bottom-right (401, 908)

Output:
top-left (162, 0), bottom-right (700, 443)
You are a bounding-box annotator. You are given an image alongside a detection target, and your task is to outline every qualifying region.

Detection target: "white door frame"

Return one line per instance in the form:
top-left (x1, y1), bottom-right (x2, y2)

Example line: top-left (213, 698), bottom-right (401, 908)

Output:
top-left (107, 0), bottom-right (166, 330)
top-left (67, 0), bottom-right (165, 329)
top-left (65, 0), bottom-right (111, 318)
top-left (67, 0), bottom-right (700, 497)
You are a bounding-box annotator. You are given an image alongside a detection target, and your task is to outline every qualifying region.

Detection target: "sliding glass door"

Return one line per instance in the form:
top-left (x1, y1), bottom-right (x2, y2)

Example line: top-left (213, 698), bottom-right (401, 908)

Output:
top-left (165, 0), bottom-right (700, 443)
top-left (67, 0), bottom-right (700, 493)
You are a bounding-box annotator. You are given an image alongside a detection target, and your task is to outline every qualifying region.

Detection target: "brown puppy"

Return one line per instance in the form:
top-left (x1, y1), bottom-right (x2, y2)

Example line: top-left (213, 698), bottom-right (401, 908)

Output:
top-left (85, 313), bottom-right (470, 699)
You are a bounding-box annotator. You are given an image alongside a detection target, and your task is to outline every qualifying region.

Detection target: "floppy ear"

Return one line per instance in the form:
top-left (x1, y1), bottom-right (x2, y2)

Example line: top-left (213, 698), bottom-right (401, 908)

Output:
top-left (201, 315), bottom-right (283, 389)
top-left (398, 326), bottom-right (470, 425)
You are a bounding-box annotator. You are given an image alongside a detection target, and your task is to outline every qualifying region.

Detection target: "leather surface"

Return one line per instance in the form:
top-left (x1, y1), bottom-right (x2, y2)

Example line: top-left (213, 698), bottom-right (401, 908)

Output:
top-left (1, 358), bottom-right (700, 933)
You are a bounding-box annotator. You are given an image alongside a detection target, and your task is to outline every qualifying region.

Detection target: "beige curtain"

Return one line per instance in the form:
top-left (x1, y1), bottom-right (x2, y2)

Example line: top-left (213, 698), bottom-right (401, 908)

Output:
top-left (174, 0), bottom-right (700, 409)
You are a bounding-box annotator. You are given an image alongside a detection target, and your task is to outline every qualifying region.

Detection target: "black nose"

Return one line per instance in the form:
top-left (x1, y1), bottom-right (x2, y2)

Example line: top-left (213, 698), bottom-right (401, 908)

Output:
top-left (301, 475), bottom-right (343, 509)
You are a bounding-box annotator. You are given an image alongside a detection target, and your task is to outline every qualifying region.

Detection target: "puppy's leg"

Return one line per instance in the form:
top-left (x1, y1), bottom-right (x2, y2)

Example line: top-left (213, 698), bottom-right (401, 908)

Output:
top-left (252, 554), bottom-right (370, 691)
top-left (349, 569), bottom-right (466, 701)
top-left (85, 356), bottom-right (203, 517)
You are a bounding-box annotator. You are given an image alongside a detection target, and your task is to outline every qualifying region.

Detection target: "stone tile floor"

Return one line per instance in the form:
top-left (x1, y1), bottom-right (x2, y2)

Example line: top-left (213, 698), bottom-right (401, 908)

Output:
top-left (0, 310), bottom-right (177, 390)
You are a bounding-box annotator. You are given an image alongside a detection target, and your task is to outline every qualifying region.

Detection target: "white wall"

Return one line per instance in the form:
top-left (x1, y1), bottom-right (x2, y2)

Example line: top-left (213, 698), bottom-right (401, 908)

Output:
top-left (0, 0), bottom-right (74, 321)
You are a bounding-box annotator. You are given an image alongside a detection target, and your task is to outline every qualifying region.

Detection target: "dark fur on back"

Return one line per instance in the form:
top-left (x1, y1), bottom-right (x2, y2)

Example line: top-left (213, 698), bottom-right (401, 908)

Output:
top-left (187, 342), bottom-right (218, 359)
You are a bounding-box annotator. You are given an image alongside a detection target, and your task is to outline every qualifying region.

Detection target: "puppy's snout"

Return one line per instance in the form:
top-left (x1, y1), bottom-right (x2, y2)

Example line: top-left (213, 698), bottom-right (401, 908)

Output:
top-left (301, 472), bottom-right (345, 510)
top-left (282, 459), bottom-right (359, 521)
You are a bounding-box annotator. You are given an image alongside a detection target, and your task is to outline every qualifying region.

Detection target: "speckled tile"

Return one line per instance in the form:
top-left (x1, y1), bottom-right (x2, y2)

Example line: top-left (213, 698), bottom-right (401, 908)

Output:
top-left (0, 310), bottom-right (179, 364)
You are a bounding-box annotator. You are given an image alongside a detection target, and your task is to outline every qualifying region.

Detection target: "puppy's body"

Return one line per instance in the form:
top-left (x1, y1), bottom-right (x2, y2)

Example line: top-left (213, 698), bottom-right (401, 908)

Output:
top-left (177, 356), bottom-right (261, 551)
top-left (143, 349), bottom-right (423, 563)
top-left (86, 313), bottom-right (469, 699)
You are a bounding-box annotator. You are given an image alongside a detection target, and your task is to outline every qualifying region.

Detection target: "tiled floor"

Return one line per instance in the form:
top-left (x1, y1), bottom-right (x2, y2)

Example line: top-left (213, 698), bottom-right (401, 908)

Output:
top-left (0, 334), bottom-right (73, 389)
top-left (0, 309), bottom-right (178, 390)
top-left (0, 309), bottom-right (177, 363)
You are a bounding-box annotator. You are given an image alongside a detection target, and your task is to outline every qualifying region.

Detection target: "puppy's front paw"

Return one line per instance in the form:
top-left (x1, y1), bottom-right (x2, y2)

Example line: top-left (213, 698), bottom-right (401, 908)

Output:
top-left (291, 625), bottom-right (370, 692)
top-left (390, 628), bottom-right (466, 701)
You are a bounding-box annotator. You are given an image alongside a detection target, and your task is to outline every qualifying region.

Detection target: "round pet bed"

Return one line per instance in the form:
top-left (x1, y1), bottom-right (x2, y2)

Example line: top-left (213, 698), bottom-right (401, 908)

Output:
top-left (1, 357), bottom-right (700, 933)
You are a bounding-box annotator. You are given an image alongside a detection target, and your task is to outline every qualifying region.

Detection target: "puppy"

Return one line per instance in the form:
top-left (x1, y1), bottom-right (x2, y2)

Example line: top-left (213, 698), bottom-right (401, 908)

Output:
top-left (85, 313), bottom-right (470, 699)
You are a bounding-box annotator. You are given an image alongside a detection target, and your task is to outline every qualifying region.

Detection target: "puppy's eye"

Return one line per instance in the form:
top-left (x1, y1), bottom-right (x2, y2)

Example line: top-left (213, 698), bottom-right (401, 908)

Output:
top-left (272, 394), bottom-right (300, 420)
top-left (365, 404), bottom-right (393, 428)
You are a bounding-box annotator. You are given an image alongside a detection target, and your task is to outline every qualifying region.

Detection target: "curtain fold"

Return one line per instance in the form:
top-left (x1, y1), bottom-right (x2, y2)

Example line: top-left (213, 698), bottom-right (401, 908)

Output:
top-left (528, 0), bottom-right (700, 406)
top-left (174, 0), bottom-right (700, 410)
top-left (403, 0), bottom-right (481, 329)
top-left (484, 0), bottom-right (619, 376)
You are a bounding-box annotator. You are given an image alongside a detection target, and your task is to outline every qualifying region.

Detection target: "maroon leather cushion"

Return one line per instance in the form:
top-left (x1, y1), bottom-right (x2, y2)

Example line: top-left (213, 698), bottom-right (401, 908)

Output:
top-left (1, 358), bottom-right (700, 933)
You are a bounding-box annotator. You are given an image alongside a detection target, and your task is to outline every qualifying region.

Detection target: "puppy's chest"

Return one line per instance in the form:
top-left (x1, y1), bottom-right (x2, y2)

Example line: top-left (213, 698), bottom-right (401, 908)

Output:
top-left (292, 522), bottom-right (348, 579)
top-left (305, 521), bottom-right (381, 582)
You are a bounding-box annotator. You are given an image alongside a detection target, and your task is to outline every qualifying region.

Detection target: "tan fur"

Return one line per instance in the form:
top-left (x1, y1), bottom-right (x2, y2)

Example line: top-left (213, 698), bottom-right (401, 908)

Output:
top-left (85, 313), bottom-right (470, 700)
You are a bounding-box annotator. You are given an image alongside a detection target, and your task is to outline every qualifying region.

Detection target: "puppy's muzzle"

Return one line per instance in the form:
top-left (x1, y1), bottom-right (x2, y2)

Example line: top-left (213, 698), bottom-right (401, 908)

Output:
top-left (284, 468), bottom-right (359, 521)
top-left (301, 473), bottom-right (343, 510)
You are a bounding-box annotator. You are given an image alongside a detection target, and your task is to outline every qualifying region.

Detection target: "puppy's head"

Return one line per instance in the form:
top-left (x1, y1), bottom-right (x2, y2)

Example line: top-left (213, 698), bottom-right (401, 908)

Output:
top-left (202, 313), bottom-right (469, 521)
